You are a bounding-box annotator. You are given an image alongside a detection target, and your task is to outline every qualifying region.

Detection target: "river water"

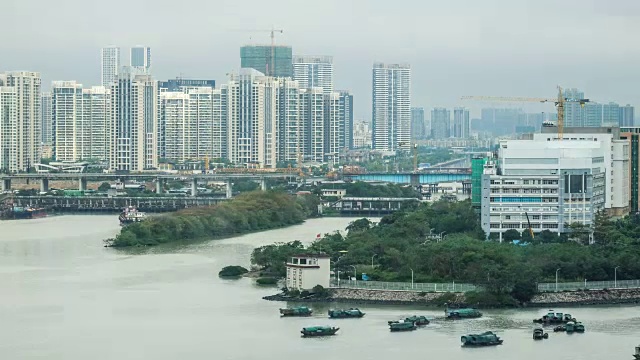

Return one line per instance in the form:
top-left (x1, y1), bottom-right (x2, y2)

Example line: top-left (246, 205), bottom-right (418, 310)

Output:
top-left (1, 215), bottom-right (640, 360)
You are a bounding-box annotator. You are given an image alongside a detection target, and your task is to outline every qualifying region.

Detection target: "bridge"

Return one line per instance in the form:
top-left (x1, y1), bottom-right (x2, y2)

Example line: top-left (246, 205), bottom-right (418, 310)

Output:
top-left (326, 197), bottom-right (420, 215)
top-left (0, 172), bottom-right (298, 198)
top-left (11, 195), bottom-right (228, 213)
top-left (344, 169), bottom-right (471, 185)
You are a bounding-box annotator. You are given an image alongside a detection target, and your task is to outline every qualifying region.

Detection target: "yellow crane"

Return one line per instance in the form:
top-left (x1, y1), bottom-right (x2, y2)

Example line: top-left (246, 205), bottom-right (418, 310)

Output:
top-left (239, 27), bottom-right (284, 76)
top-left (461, 86), bottom-right (589, 139)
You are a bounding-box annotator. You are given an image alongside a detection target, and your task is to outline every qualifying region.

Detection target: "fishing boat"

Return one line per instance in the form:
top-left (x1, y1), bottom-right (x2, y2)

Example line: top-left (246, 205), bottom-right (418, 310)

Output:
top-left (119, 206), bottom-right (147, 225)
top-left (445, 307), bottom-right (482, 319)
top-left (279, 306), bottom-right (312, 317)
top-left (405, 315), bottom-right (430, 326)
top-left (533, 310), bottom-right (576, 324)
top-left (301, 326), bottom-right (339, 337)
top-left (569, 321), bottom-right (585, 333)
top-left (328, 308), bottom-right (365, 319)
top-left (461, 331), bottom-right (503, 346)
top-left (533, 327), bottom-right (549, 340)
top-left (388, 320), bottom-right (417, 332)
top-left (553, 325), bottom-right (566, 332)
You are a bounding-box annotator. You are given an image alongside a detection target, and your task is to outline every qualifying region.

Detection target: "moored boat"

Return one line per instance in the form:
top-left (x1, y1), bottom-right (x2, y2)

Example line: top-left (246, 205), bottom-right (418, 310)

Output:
top-left (280, 306), bottom-right (312, 317)
top-left (12, 205), bottom-right (46, 219)
top-left (533, 327), bottom-right (549, 340)
top-left (389, 320), bottom-right (417, 332)
top-left (445, 307), bottom-right (482, 319)
top-left (572, 321), bottom-right (585, 333)
top-left (461, 331), bottom-right (503, 346)
top-left (301, 326), bottom-right (339, 337)
top-left (533, 310), bottom-right (576, 324)
top-left (553, 325), bottom-right (566, 332)
top-left (328, 308), bottom-right (365, 319)
top-left (405, 315), bottom-right (430, 326)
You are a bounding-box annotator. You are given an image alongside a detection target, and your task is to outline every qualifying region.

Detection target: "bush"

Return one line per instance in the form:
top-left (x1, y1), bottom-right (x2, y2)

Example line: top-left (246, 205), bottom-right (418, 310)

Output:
top-left (464, 291), bottom-right (518, 307)
top-left (256, 277), bottom-right (278, 286)
top-left (312, 285), bottom-right (330, 298)
top-left (300, 290), bottom-right (310, 298)
top-left (218, 265), bottom-right (249, 278)
top-left (287, 289), bottom-right (300, 297)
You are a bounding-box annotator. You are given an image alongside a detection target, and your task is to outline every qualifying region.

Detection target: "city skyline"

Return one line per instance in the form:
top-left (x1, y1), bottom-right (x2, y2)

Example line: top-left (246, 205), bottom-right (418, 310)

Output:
top-left (5, 0), bottom-right (640, 120)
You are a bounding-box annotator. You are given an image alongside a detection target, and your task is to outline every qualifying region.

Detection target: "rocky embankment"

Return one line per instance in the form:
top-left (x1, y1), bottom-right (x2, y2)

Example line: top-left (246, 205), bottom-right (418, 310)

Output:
top-left (264, 287), bottom-right (640, 307)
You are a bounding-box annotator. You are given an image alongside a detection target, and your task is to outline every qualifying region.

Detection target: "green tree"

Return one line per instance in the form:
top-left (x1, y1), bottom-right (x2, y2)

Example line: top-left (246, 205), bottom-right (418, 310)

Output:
top-left (98, 182), bottom-right (111, 191)
top-left (502, 229), bottom-right (521, 242)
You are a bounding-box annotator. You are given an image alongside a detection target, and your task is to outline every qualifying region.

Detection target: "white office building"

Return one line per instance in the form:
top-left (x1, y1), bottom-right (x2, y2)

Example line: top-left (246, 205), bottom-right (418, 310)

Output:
top-left (110, 67), bottom-right (158, 171)
top-left (0, 71), bottom-right (42, 172)
top-left (285, 253), bottom-right (330, 291)
top-left (227, 69), bottom-right (277, 168)
top-left (481, 127), bottom-right (629, 241)
top-left (101, 46), bottom-right (120, 87)
top-left (372, 63), bottom-right (411, 152)
top-left (293, 55), bottom-right (333, 95)
top-left (0, 86), bottom-right (17, 172)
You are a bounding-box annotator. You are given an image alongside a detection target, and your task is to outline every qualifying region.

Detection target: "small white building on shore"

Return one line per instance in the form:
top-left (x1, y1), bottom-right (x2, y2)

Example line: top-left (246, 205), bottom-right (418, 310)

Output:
top-left (285, 253), bottom-right (330, 291)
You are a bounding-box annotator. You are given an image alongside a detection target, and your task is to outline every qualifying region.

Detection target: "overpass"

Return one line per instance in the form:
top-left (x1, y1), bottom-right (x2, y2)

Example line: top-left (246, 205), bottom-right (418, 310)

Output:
top-left (0, 172), bottom-right (298, 198)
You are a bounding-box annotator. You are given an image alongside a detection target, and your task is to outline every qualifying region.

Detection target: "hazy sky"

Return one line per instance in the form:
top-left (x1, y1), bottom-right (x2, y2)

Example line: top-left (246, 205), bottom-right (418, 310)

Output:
top-left (4, 0), bottom-right (640, 120)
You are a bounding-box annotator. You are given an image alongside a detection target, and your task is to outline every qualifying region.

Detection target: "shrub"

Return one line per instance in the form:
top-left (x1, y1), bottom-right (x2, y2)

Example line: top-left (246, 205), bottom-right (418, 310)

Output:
top-left (218, 265), bottom-right (249, 278)
top-left (256, 277), bottom-right (278, 286)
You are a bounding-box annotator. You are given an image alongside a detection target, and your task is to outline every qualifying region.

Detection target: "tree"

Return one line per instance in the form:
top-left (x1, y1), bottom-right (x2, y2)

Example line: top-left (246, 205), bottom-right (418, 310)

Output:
top-left (502, 229), bottom-right (521, 242)
top-left (98, 182), bottom-right (111, 191)
top-left (346, 218), bottom-right (372, 233)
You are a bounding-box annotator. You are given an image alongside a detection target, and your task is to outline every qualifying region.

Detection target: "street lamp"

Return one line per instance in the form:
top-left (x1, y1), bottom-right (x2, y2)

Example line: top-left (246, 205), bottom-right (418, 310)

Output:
top-left (371, 254), bottom-right (378, 267)
top-left (555, 268), bottom-right (561, 291)
top-left (337, 270), bottom-right (342, 287)
top-left (349, 265), bottom-right (357, 281)
top-left (615, 266), bottom-right (620, 288)
top-left (410, 268), bottom-right (414, 289)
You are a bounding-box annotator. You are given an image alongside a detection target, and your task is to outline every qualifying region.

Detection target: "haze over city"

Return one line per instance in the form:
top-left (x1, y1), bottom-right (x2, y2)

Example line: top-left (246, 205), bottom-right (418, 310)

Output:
top-left (4, 0), bottom-right (640, 118)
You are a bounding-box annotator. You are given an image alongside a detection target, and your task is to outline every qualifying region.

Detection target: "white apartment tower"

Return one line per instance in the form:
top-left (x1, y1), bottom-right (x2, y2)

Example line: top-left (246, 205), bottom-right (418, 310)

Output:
top-left (110, 67), bottom-right (158, 171)
top-left (276, 78), bottom-right (302, 164)
top-left (293, 56), bottom-right (334, 95)
top-left (0, 72), bottom-right (42, 172)
top-left (227, 69), bottom-right (277, 168)
top-left (101, 46), bottom-right (120, 87)
top-left (0, 86), bottom-right (17, 172)
top-left (41, 92), bottom-right (53, 145)
top-left (300, 87), bottom-right (325, 163)
top-left (372, 63), bottom-right (411, 152)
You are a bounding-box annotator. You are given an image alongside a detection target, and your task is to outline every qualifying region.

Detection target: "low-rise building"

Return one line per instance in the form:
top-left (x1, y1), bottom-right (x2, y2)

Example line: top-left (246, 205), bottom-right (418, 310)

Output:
top-left (322, 189), bottom-right (346, 198)
top-left (285, 253), bottom-right (330, 291)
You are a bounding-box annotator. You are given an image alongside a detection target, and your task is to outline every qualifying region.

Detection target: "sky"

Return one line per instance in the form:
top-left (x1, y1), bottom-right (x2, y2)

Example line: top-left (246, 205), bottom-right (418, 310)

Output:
top-left (3, 0), bottom-right (640, 120)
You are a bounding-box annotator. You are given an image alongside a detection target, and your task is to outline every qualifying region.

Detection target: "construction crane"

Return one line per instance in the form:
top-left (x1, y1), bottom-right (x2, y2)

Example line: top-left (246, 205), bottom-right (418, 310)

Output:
top-left (525, 212), bottom-right (535, 240)
top-left (239, 27), bottom-right (283, 76)
top-left (461, 86), bottom-right (589, 139)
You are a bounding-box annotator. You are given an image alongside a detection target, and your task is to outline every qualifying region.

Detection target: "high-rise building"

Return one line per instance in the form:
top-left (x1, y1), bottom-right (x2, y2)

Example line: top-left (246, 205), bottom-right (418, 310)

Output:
top-left (0, 72), bottom-right (41, 171)
top-left (158, 86), bottom-right (227, 162)
top-left (110, 67), bottom-right (158, 171)
top-left (453, 107), bottom-right (470, 138)
top-left (372, 63), bottom-right (411, 152)
top-left (293, 56), bottom-right (333, 95)
top-left (275, 78), bottom-right (302, 164)
top-left (41, 92), bottom-right (53, 145)
top-left (563, 89), bottom-right (621, 127)
top-left (353, 121), bottom-right (372, 149)
top-left (430, 108), bottom-right (450, 139)
top-left (0, 86), bottom-right (17, 172)
top-left (337, 90), bottom-right (354, 151)
top-left (130, 46), bottom-right (151, 71)
top-left (227, 69), bottom-right (278, 168)
top-left (51, 82), bottom-right (111, 162)
top-left (158, 78), bottom-right (216, 92)
top-left (411, 107), bottom-right (426, 140)
top-left (620, 105), bottom-right (635, 127)
top-left (101, 46), bottom-right (120, 87)
top-left (240, 45), bottom-right (293, 78)
top-left (299, 87), bottom-right (325, 163)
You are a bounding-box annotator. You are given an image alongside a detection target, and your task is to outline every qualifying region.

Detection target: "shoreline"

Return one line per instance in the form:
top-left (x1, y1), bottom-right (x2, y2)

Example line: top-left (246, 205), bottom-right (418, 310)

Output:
top-left (263, 288), bottom-right (640, 308)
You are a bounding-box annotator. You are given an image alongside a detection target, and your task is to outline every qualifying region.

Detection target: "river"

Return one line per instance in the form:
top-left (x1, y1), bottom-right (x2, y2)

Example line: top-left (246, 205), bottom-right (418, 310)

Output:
top-left (1, 215), bottom-right (639, 360)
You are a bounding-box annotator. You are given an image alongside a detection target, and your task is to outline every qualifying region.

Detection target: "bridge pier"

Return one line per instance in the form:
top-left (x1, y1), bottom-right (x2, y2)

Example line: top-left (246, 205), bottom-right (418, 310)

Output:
top-left (40, 178), bottom-right (49, 193)
top-left (410, 174), bottom-right (420, 187)
top-left (225, 180), bottom-right (232, 199)
top-left (260, 177), bottom-right (267, 191)
top-left (2, 179), bottom-right (11, 192)
top-left (191, 178), bottom-right (197, 197)
top-left (155, 178), bottom-right (164, 194)
top-left (78, 178), bottom-right (87, 192)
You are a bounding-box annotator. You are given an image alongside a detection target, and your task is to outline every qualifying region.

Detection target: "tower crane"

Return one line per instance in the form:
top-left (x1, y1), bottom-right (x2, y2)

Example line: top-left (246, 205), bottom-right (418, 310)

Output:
top-left (239, 27), bottom-right (284, 76)
top-left (461, 86), bottom-right (589, 139)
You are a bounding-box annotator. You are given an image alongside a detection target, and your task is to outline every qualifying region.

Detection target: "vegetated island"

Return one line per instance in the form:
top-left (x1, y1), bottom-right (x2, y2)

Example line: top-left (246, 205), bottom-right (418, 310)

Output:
top-left (256, 199), bottom-right (640, 307)
top-left (104, 191), bottom-right (319, 247)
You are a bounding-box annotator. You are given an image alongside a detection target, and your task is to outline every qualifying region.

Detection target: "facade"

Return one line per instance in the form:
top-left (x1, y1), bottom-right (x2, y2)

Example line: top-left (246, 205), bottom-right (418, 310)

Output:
top-left (240, 45), bottom-right (293, 78)
top-left (101, 46), bottom-right (120, 87)
top-left (620, 105), bottom-right (635, 127)
top-left (130, 46), bottom-right (151, 72)
top-left (110, 67), bottom-right (158, 171)
top-left (52, 82), bottom-right (112, 162)
top-left (158, 78), bottom-right (216, 92)
top-left (293, 55), bottom-right (333, 95)
top-left (471, 155), bottom-right (489, 209)
top-left (158, 86), bottom-right (227, 162)
top-left (300, 87), bottom-right (325, 163)
top-left (353, 121), bottom-right (372, 149)
top-left (41, 92), bottom-right (53, 145)
top-left (481, 128), bottom-right (630, 241)
top-left (0, 86), bottom-right (17, 172)
top-left (275, 78), bottom-right (302, 164)
top-left (453, 107), bottom-right (470, 138)
top-left (411, 107), bottom-right (426, 140)
top-left (621, 127), bottom-right (640, 214)
top-left (371, 63), bottom-right (411, 152)
top-left (0, 72), bottom-right (42, 172)
top-left (430, 107), bottom-right (450, 139)
top-left (227, 68), bottom-right (278, 168)
top-left (285, 253), bottom-right (330, 291)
